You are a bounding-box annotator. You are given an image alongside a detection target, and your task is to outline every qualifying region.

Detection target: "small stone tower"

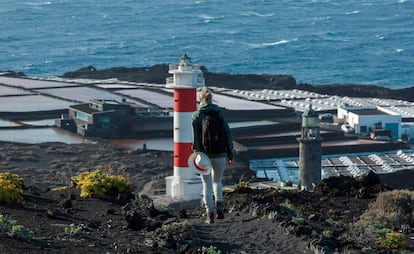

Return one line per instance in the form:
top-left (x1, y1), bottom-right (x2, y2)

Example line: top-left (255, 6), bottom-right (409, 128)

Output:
top-left (298, 105), bottom-right (322, 191)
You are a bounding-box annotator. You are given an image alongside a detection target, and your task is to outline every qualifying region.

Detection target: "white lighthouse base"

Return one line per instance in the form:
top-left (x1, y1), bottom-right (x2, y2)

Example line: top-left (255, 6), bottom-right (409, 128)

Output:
top-left (165, 176), bottom-right (203, 201)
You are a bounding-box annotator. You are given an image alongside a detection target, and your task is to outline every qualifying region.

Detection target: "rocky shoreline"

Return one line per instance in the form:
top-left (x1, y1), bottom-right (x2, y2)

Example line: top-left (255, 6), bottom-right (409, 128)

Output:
top-left (3, 65), bottom-right (414, 102)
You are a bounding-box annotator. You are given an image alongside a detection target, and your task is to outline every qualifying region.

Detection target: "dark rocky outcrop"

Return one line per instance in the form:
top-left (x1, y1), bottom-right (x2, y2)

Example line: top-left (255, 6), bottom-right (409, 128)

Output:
top-left (61, 65), bottom-right (414, 102)
top-left (1, 70), bottom-right (26, 77)
top-left (298, 83), bottom-right (414, 102)
top-left (314, 171), bottom-right (392, 198)
top-left (203, 71), bottom-right (297, 90)
top-left (61, 65), bottom-right (297, 90)
top-left (62, 65), bottom-right (171, 84)
top-left (121, 194), bottom-right (173, 231)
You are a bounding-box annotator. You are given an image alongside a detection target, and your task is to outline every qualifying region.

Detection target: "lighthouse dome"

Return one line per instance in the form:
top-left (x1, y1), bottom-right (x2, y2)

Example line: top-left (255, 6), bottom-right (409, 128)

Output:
top-left (302, 105), bottom-right (318, 118)
top-left (302, 105), bottom-right (319, 128)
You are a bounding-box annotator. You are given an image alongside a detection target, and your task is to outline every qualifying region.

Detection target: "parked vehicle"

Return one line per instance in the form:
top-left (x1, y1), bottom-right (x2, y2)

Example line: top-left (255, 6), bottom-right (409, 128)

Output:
top-left (319, 113), bottom-right (333, 123)
top-left (373, 135), bottom-right (391, 141)
top-left (341, 123), bottom-right (354, 133)
top-left (370, 129), bottom-right (392, 141)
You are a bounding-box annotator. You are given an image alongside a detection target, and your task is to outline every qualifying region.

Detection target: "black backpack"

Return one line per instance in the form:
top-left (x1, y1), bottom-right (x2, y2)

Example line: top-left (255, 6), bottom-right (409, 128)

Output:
top-left (201, 111), bottom-right (226, 154)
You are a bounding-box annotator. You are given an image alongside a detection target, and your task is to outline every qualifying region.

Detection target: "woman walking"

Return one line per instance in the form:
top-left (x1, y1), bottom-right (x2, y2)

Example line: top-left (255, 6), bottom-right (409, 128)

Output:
top-left (191, 88), bottom-right (234, 224)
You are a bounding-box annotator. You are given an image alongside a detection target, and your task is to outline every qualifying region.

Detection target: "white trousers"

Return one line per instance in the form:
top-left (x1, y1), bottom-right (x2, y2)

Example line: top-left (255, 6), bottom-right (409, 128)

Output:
top-left (201, 157), bottom-right (226, 213)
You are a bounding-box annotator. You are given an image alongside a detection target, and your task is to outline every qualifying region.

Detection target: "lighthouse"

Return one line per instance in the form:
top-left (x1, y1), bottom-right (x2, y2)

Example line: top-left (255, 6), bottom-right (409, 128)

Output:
top-left (165, 54), bottom-right (205, 200)
top-left (298, 105), bottom-right (322, 191)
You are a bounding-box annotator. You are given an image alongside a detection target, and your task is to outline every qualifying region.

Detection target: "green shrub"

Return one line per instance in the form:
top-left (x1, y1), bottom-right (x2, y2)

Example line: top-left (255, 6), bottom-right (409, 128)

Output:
top-left (201, 246), bottom-right (222, 254)
top-left (161, 220), bottom-right (194, 235)
top-left (377, 231), bottom-right (406, 250)
top-left (0, 172), bottom-right (24, 204)
top-left (323, 230), bottom-right (333, 238)
top-left (359, 190), bottom-right (414, 230)
top-left (279, 200), bottom-right (297, 216)
top-left (325, 218), bottom-right (342, 227)
top-left (0, 214), bottom-right (33, 239)
top-left (361, 247), bottom-right (374, 253)
top-left (273, 188), bottom-right (286, 195)
top-left (64, 223), bottom-right (84, 236)
top-left (291, 217), bottom-right (305, 225)
top-left (233, 181), bottom-right (250, 192)
top-left (156, 220), bottom-right (196, 248)
top-left (70, 169), bottom-right (131, 198)
top-left (9, 224), bottom-right (33, 239)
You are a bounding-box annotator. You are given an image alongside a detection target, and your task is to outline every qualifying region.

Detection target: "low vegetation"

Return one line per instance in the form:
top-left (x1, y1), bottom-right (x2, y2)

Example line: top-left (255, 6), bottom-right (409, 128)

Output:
top-left (0, 172), bottom-right (24, 204)
top-left (70, 169), bottom-right (132, 198)
top-left (64, 223), bottom-right (84, 236)
top-left (359, 189), bottom-right (414, 230)
top-left (201, 245), bottom-right (222, 254)
top-left (377, 230), bottom-right (406, 250)
top-left (233, 180), bottom-right (250, 192)
top-left (355, 190), bottom-right (414, 252)
top-left (0, 214), bottom-right (32, 240)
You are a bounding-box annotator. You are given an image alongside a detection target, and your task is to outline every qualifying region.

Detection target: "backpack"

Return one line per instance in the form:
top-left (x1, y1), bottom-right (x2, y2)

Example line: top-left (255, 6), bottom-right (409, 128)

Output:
top-left (201, 111), bottom-right (226, 154)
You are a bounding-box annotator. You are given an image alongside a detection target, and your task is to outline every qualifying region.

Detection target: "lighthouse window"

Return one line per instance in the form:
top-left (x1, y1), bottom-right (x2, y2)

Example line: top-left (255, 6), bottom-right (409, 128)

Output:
top-left (306, 128), bottom-right (319, 139)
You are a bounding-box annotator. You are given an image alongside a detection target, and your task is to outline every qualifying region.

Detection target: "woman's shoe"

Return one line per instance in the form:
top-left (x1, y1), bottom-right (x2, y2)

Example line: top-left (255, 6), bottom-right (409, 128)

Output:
top-left (205, 212), bottom-right (215, 224)
top-left (216, 202), bottom-right (224, 219)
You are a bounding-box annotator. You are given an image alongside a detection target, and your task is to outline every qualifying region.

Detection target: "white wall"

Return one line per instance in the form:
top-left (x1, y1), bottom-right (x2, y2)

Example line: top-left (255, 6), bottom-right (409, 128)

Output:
top-left (337, 107), bottom-right (348, 120)
top-left (337, 106), bottom-right (376, 122)
top-left (346, 110), bottom-right (401, 138)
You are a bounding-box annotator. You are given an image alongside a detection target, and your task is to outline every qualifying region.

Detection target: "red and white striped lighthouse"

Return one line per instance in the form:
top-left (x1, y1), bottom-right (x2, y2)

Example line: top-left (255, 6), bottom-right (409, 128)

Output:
top-left (165, 54), bottom-right (205, 200)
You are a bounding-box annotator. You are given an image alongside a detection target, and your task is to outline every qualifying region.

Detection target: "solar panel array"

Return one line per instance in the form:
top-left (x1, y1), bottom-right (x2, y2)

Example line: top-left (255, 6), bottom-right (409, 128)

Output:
top-left (219, 88), bottom-right (414, 118)
top-left (249, 150), bottom-right (414, 184)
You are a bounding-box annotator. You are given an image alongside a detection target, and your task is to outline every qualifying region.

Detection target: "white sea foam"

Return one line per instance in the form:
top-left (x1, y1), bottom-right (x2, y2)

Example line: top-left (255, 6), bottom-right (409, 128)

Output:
top-left (262, 40), bottom-right (290, 46)
top-left (345, 10), bottom-right (360, 15)
top-left (199, 14), bottom-right (219, 21)
top-left (25, 1), bottom-right (52, 7)
top-left (247, 39), bottom-right (297, 49)
top-left (30, 1), bottom-right (51, 5)
top-left (242, 12), bottom-right (274, 17)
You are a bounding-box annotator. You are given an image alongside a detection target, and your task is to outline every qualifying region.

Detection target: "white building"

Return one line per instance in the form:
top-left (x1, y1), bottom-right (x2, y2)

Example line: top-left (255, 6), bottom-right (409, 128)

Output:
top-left (337, 105), bottom-right (401, 140)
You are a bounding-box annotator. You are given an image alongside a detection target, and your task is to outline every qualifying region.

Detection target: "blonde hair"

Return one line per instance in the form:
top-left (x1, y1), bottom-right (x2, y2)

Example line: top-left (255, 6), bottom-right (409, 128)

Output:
top-left (199, 88), bottom-right (212, 103)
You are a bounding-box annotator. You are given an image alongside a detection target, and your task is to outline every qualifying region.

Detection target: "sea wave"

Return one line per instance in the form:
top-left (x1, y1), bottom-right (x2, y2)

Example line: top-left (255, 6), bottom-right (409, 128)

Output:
top-left (199, 14), bottom-right (221, 22)
top-left (345, 10), bottom-right (360, 15)
top-left (247, 39), bottom-right (297, 49)
top-left (242, 11), bottom-right (274, 17)
top-left (24, 1), bottom-right (52, 7)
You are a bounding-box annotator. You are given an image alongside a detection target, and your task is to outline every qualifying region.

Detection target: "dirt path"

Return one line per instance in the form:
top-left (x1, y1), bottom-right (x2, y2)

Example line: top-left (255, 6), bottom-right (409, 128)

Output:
top-left (188, 212), bottom-right (312, 254)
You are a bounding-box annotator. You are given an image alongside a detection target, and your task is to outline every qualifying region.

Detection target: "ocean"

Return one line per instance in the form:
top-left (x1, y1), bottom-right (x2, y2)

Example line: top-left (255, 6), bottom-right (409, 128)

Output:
top-left (0, 0), bottom-right (413, 88)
